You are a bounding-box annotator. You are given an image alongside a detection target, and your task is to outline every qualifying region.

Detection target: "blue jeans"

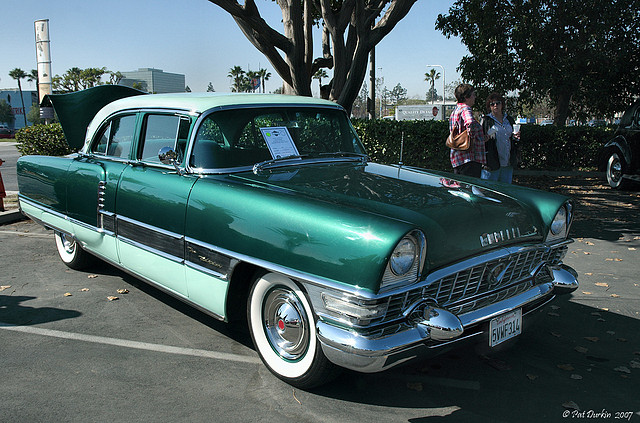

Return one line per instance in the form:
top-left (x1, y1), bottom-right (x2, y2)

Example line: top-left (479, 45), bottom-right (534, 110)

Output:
top-left (481, 166), bottom-right (513, 183)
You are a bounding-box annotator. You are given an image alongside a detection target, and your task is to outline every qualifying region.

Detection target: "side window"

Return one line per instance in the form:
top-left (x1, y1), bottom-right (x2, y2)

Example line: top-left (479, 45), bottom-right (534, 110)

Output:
top-left (140, 115), bottom-right (190, 163)
top-left (91, 114), bottom-right (137, 159)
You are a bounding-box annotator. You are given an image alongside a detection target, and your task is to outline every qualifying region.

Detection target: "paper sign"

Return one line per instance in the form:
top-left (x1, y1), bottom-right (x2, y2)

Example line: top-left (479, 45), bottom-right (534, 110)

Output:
top-left (260, 127), bottom-right (300, 159)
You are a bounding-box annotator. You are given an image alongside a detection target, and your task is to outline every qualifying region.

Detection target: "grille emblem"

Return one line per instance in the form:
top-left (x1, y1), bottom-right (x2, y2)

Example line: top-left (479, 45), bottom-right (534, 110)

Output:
top-left (487, 261), bottom-right (511, 289)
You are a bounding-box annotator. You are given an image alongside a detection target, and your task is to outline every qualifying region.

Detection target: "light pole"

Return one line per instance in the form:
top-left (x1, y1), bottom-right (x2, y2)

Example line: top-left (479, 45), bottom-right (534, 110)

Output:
top-left (425, 64), bottom-right (445, 104)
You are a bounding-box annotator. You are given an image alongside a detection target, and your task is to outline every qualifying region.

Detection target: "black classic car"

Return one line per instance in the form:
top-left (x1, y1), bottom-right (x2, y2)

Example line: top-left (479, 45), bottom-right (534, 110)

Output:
top-left (603, 99), bottom-right (640, 189)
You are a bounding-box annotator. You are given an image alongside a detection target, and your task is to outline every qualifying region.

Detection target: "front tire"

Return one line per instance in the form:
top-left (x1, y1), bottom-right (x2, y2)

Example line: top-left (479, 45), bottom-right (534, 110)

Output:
top-left (606, 152), bottom-right (628, 189)
top-left (54, 232), bottom-right (95, 270)
top-left (247, 272), bottom-right (339, 389)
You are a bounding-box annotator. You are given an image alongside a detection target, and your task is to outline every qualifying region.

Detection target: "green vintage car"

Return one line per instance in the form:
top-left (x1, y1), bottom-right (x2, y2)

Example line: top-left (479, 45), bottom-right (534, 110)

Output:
top-left (18, 86), bottom-right (578, 388)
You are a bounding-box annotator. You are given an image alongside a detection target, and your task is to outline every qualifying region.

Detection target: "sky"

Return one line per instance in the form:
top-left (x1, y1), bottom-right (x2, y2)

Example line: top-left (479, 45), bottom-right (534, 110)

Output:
top-left (1, 0), bottom-right (469, 99)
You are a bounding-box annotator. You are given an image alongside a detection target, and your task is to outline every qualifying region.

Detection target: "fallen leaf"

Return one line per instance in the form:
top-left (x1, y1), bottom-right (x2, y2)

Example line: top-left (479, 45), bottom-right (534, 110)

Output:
top-left (601, 308), bottom-right (609, 312)
top-left (629, 247), bottom-right (637, 251)
top-left (617, 338), bottom-right (628, 343)
top-left (584, 337), bottom-right (599, 342)
top-left (558, 364), bottom-right (575, 371)
top-left (63, 292), bottom-right (72, 297)
top-left (575, 346), bottom-right (588, 354)
top-left (88, 274), bottom-right (98, 279)
top-left (615, 258), bottom-right (623, 262)
top-left (583, 252), bottom-right (591, 255)
top-left (590, 312), bottom-right (601, 317)
top-left (605, 258), bottom-right (614, 261)
top-left (562, 401), bottom-right (581, 411)
top-left (0, 285), bottom-right (11, 291)
top-left (550, 305), bottom-right (560, 310)
top-left (551, 332), bottom-right (562, 338)
top-left (582, 291), bottom-right (592, 295)
top-left (606, 331), bottom-right (616, 335)
top-left (107, 296), bottom-right (119, 301)
top-left (614, 366), bottom-right (631, 374)
top-left (407, 382), bottom-right (423, 392)
top-left (595, 282), bottom-right (609, 287)
top-left (80, 288), bottom-right (89, 292)
top-left (526, 374), bottom-right (538, 380)
top-left (292, 389), bottom-right (301, 405)
top-left (117, 289), bottom-right (129, 294)
top-left (570, 374), bottom-right (583, 380)
top-left (548, 312), bottom-right (560, 317)
top-left (584, 272), bottom-right (593, 276)
top-left (630, 361), bottom-right (640, 369)
top-left (611, 294), bottom-right (620, 298)
top-left (585, 241), bottom-right (594, 246)
top-left (598, 318), bottom-right (606, 322)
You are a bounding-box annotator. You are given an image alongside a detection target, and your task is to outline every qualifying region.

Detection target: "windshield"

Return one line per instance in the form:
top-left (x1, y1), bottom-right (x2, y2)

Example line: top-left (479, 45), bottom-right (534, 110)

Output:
top-left (189, 106), bottom-right (366, 169)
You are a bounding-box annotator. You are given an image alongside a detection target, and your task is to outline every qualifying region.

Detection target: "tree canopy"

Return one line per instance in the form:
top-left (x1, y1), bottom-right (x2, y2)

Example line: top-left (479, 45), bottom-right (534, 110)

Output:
top-left (208, 0), bottom-right (417, 113)
top-left (436, 0), bottom-right (640, 125)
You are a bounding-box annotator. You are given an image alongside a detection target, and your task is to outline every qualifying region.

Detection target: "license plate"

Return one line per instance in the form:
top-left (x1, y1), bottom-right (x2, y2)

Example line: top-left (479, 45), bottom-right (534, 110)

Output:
top-left (489, 309), bottom-right (522, 347)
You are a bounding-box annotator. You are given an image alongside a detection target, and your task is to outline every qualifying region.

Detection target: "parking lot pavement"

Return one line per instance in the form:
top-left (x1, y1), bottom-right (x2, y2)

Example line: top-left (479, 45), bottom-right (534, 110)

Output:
top-left (1, 175), bottom-right (639, 423)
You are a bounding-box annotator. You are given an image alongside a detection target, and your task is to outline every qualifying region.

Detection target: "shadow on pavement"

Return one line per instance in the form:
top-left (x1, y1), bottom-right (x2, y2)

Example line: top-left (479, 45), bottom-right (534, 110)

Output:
top-left (514, 173), bottom-right (640, 242)
top-left (312, 296), bottom-right (639, 422)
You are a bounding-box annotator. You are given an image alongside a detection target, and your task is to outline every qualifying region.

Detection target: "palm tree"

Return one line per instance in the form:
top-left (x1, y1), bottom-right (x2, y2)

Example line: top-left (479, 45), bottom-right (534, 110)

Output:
top-left (257, 68), bottom-right (271, 93)
top-left (424, 68), bottom-right (441, 104)
top-left (9, 68), bottom-right (28, 126)
top-left (27, 69), bottom-right (39, 90)
top-left (227, 66), bottom-right (246, 92)
top-left (313, 69), bottom-right (329, 96)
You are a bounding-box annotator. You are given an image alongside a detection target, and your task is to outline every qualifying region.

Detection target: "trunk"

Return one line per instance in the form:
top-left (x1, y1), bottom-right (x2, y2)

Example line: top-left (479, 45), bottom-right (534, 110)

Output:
top-left (553, 89), bottom-right (572, 127)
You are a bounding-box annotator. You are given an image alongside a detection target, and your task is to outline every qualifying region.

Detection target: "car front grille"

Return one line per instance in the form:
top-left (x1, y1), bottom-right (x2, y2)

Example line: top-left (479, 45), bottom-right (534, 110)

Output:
top-left (375, 244), bottom-right (567, 325)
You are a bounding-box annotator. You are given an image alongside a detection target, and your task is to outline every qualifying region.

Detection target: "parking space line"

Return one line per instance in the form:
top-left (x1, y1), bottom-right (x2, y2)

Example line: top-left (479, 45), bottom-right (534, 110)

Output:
top-left (0, 323), bottom-right (261, 365)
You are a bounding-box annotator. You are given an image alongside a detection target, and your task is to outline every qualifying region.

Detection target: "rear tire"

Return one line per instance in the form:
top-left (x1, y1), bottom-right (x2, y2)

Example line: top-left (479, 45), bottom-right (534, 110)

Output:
top-left (606, 152), bottom-right (628, 189)
top-left (247, 272), bottom-right (339, 389)
top-left (54, 232), bottom-right (96, 270)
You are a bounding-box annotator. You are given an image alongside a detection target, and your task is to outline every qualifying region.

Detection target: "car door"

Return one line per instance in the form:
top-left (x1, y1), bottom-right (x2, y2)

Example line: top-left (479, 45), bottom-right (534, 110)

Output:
top-left (66, 112), bottom-right (139, 264)
top-left (115, 112), bottom-right (196, 297)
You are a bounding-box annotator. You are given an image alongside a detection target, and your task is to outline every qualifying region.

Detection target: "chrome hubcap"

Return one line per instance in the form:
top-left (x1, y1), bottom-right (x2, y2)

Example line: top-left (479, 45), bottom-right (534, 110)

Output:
top-left (263, 288), bottom-right (309, 361)
top-left (59, 233), bottom-right (76, 255)
top-left (610, 158), bottom-right (622, 182)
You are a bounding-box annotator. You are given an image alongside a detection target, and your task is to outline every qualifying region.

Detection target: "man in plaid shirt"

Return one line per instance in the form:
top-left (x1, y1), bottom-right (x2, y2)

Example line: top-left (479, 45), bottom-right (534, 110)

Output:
top-left (449, 84), bottom-right (486, 177)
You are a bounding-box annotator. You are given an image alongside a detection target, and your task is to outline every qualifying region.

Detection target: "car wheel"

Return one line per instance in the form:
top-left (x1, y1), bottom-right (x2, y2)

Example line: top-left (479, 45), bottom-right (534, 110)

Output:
top-left (247, 272), bottom-right (339, 389)
top-left (606, 152), bottom-right (628, 189)
top-left (54, 232), bottom-right (95, 270)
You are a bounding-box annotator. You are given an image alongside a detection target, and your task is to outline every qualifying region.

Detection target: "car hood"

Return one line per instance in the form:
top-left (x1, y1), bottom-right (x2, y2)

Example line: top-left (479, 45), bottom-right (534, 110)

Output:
top-left (231, 162), bottom-right (548, 270)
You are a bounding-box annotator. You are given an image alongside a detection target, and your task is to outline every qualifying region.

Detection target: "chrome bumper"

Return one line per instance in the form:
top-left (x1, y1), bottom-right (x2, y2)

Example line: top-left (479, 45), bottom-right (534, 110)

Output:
top-left (317, 264), bottom-right (578, 373)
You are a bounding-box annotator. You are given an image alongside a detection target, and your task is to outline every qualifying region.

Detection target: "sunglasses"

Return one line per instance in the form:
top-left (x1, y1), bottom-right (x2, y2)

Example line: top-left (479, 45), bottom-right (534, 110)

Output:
top-left (490, 101), bottom-right (502, 106)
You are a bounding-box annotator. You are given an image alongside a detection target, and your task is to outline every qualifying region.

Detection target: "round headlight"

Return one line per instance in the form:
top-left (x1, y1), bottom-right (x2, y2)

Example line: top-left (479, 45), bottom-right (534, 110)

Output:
top-left (550, 206), bottom-right (567, 235)
top-left (390, 237), bottom-right (417, 275)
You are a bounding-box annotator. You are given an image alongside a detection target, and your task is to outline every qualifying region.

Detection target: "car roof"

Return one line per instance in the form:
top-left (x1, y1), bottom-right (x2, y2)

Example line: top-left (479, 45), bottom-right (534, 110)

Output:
top-left (84, 92), bottom-right (343, 150)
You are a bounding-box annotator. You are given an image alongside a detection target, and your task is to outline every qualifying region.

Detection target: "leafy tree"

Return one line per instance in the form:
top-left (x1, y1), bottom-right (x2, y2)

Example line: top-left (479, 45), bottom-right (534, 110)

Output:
top-left (9, 68), bottom-right (28, 126)
top-left (389, 83), bottom-right (407, 105)
top-left (52, 67), bottom-right (118, 93)
top-left (424, 68), bottom-right (440, 103)
top-left (186, 85), bottom-right (192, 92)
top-left (436, 0), bottom-right (640, 125)
top-left (313, 69), bottom-right (329, 95)
top-left (207, 0), bottom-right (417, 113)
top-left (27, 69), bottom-right (39, 89)
top-left (0, 100), bottom-right (14, 124)
top-left (207, 82), bottom-right (215, 92)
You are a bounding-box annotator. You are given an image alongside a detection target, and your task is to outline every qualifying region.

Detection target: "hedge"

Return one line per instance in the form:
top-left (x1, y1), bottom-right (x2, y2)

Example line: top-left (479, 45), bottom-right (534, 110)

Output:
top-left (352, 119), bottom-right (613, 171)
top-left (15, 123), bottom-right (72, 157)
top-left (15, 120), bottom-right (612, 171)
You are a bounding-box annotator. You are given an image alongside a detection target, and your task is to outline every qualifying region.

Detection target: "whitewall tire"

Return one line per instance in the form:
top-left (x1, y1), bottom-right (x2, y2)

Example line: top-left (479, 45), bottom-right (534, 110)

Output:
top-left (54, 232), bottom-right (95, 270)
top-left (247, 272), bottom-right (338, 388)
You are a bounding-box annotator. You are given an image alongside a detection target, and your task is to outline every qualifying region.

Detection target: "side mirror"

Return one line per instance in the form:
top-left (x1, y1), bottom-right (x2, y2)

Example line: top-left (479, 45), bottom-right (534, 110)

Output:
top-left (158, 146), bottom-right (178, 165)
top-left (158, 146), bottom-right (184, 175)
